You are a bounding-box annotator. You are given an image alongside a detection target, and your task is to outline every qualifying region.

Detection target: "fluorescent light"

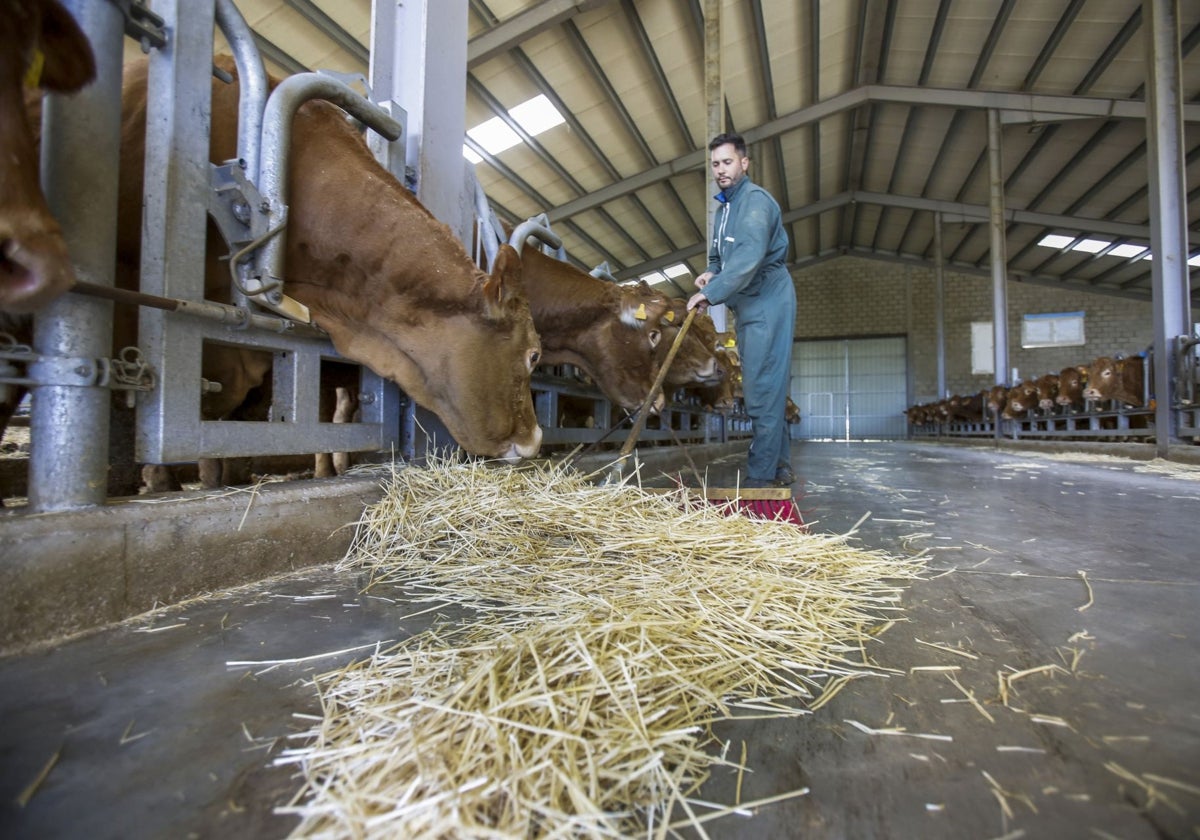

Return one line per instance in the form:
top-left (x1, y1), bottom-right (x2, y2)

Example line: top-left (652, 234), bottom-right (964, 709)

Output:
top-left (510, 94), bottom-right (564, 135)
top-left (1072, 238), bottom-right (1110, 254)
top-left (467, 116), bottom-right (522, 155)
top-left (463, 145), bottom-right (482, 164)
top-left (1038, 234), bottom-right (1074, 248)
top-left (1109, 243), bottom-right (1147, 258)
top-left (662, 263), bottom-right (691, 278)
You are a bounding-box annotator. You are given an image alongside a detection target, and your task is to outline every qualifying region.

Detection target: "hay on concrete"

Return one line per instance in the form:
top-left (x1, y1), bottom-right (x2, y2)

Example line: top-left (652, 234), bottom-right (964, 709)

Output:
top-left (277, 458), bottom-right (924, 838)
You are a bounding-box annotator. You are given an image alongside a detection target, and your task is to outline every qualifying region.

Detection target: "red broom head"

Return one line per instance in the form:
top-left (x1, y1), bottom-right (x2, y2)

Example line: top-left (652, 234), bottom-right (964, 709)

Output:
top-left (726, 498), bottom-right (806, 528)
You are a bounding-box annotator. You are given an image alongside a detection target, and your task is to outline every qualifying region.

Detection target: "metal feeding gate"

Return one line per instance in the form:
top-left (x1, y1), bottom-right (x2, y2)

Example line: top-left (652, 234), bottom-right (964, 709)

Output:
top-left (22, 0), bottom-right (410, 511)
top-left (136, 0), bottom-right (404, 470)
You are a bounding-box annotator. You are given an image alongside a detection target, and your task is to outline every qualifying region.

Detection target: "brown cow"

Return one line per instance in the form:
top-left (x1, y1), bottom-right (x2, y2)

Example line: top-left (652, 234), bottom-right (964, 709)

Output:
top-left (1082, 355), bottom-right (1147, 408)
top-left (110, 56), bottom-right (543, 464)
top-left (1002, 380), bottom-right (1039, 419)
top-left (785, 396), bottom-right (801, 424)
top-left (948, 391), bottom-right (985, 423)
top-left (654, 297), bottom-right (723, 391)
top-left (985, 384), bottom-right (1008, 419)
top-left (1033, 373), bottom-right (1060, 413)
top-left (1055, 365), bottom-right (1088, 411)
top-left (1, 0), bottom-right (95, 313)
top-left (517, 248), bottom-right (671, 412)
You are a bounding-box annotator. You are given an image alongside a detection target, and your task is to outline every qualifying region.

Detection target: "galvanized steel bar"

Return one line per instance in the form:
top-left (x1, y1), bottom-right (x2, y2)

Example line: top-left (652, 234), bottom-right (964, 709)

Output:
top-left (29, 0), bottom-right (124, 511)
top-left (214, 0), bottom-right (268, 183)
top-left (255, 74), bottom-right (402, 302)
top-left (1143, 0), bottom-right (1190, 456)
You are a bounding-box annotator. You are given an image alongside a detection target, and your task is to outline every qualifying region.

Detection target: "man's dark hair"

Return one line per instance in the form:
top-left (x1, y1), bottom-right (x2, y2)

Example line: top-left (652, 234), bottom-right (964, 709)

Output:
top-left (709, 132), bottom-right (747, 157)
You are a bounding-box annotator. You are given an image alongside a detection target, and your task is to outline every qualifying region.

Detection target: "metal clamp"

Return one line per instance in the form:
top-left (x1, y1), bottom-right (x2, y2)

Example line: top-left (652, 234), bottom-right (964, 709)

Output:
top-left (110, 0), bottom-right (167, 51)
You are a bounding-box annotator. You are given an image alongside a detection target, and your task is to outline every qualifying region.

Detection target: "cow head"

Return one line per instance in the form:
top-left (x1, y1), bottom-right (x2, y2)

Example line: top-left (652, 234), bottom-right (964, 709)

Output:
top-left (1, 0), bottom-right (95, 312)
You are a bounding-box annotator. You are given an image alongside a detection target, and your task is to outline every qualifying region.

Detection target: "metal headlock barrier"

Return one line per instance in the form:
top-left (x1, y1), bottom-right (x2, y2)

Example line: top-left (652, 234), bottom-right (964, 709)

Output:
top-left (18, 0), bottom-right (407, 511)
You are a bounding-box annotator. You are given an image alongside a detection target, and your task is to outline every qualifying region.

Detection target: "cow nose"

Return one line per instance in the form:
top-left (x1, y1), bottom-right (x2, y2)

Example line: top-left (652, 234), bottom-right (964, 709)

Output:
top-left (502, 424), bottom-right (542, 462)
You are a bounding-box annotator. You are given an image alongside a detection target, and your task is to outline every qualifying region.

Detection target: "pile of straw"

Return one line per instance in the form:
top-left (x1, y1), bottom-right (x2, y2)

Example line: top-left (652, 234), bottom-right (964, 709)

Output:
top-left (276, 459), bottom-right (923, 837)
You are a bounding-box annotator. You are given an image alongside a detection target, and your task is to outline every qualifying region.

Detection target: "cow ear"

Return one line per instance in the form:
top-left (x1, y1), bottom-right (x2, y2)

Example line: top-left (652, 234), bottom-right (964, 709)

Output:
top-left (483, 244), bottom-right (522, 318)
top-left (36, 1), bottom-right (97, 93)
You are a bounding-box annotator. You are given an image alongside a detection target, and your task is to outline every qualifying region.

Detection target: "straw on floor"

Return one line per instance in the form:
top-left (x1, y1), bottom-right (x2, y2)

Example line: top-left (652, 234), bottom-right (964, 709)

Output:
top-left (275, 458), bottom-right (924, 838)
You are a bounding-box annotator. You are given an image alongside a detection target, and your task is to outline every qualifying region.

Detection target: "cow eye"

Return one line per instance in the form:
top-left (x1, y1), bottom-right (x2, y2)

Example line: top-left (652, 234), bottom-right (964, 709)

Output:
top-left (529, 349), bottom-right (541, 369)
top-left (648, 329), bottom-right (662, 349)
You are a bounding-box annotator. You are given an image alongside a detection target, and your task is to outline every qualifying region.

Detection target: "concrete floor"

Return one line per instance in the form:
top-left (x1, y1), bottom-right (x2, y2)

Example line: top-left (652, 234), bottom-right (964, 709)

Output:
top-left (0, 441), bottom-right (1197, 839)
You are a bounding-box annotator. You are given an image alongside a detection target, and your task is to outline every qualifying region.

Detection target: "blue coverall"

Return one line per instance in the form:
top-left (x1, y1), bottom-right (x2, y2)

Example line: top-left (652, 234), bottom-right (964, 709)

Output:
top-left (699, 176), bottom-right (797, 483)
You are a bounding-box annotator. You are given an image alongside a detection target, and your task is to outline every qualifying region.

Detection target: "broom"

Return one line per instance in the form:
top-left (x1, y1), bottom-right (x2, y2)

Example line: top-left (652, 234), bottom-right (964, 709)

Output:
top-left (603, 308), bottom-right (804, 527)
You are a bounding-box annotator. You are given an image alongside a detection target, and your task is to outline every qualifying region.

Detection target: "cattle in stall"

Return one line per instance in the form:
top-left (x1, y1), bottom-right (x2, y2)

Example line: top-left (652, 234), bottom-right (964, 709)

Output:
top-left (104, 54), bottom-right (544, 491)
top-left (1002, 381), bottom-right (1039, 419)
top-left (1082, 355), bottom-right (1147, 408)
top-left (1, 0), bottom-right (96, 314)
top-left (948, 391), bottom-right (985, 423)
top-left (1056, 365), bottom-right (1089, 412)
top-left (516, 247), bottom-right (673, 412)
top-left (1033, 372), bottom-right (1060, 413)
top-left (785, 396), bottom-right (801, 424)
top-left (657, 303), bottom-right (723, 391)
top-left (985, 384), bottom-right (1008, 420)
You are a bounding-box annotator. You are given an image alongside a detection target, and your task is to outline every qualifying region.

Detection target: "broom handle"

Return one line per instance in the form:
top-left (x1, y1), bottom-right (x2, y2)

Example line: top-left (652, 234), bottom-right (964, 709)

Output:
top-left (617, 307), bottom-right (698, 460)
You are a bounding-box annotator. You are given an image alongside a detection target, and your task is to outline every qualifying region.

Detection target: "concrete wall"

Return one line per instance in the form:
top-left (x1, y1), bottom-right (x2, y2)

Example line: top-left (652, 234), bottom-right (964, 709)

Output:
top-left (791, 256), bottom-right (1154, 404)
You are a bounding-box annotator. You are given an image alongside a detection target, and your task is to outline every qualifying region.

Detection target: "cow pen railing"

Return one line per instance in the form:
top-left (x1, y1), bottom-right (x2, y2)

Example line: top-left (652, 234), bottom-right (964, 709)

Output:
top-left (15, 0), bottom-right (411, 512)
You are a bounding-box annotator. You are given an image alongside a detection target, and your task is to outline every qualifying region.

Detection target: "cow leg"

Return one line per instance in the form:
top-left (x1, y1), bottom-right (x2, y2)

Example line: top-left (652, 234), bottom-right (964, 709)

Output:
top-left (141, 463), bottom-right (180, 492)
top-left (197, 457), bottom-right (222, 489)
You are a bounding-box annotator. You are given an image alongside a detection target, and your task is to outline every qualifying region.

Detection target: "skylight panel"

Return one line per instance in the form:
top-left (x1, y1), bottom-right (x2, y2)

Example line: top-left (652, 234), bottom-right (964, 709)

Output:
top-left (509, 94), bottom-right (564, 135)
top-left (463, 145), bottom-right (483, 165)
top-left (1038, 234), bottom-right (1074, 249)
top-left (1072, 238), bottom-right (1110, 254)
top-left (466, 117), bottom-right (522, 155)
top-left (1108, 243), bottom-right (1148, 258)
top-left (640, 271), bottom-right (667, 285)
top-left (662, 263), bottom-right (691, 279)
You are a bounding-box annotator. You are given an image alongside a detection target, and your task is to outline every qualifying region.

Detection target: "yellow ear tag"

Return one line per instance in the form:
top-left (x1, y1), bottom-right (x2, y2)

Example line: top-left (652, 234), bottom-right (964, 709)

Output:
top-left (24, 48), bottom-right (45, 89)
top-left (634, 302), bottom-right (647, 320)
top-left (724, 337), bottom-right (736, 347)
top-left (664, 310), bottom-right (675, 323)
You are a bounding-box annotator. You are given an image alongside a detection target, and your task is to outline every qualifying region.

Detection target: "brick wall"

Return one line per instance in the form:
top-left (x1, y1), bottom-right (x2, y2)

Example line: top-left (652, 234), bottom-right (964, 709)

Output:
top-left (791, 256), bottom-right (1154, 404)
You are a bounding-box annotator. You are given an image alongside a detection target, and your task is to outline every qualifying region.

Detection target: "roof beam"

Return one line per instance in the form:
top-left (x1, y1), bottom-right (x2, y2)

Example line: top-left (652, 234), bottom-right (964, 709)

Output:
top-left (467, 0), bottom-right (614, 67)
top-left (616, 189), bottom-right (1200, 281)
top-left (546, 84), bottom-right (1200, 224)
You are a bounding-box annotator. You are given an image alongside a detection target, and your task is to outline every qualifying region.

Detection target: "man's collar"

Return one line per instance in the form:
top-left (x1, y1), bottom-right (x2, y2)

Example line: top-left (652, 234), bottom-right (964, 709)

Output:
top-left (713, 175), bottom-right (750, 203)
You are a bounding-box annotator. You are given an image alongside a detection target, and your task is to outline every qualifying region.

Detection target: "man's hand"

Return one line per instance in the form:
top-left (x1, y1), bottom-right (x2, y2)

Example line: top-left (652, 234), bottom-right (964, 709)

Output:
top-left (695, 271), bottom-right (714, 288)
top-left (687, 291), bottom-right (708, 311)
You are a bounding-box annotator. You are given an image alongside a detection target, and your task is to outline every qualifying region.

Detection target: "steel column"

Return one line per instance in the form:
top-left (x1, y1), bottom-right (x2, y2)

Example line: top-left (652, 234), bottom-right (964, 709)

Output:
top-left (370, 0), bottom-right (472, 245)
top-left (29, 0), bottom-right (124, 511)
top-left (1143, 0), bottom-right (1190, 456)
top-left (934, 211), bottom-right (946, 397)
top-left (987, 109), bottom-right (1010, 391)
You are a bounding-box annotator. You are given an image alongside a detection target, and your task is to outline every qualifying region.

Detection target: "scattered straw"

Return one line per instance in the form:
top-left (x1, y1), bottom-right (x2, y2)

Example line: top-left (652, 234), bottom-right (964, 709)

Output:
top-left (274, 457), bottom-right (922, 837)
top-left (1076, 570), bottom-right (1094, 612)
top-left (914, 637), bottom-right (979, 660)
top-left (15, 748), bottom-right (60, 807)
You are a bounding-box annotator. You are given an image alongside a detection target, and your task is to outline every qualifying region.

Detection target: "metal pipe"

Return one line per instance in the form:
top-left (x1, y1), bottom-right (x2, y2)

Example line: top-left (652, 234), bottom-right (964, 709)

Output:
top-left (256, 74), bottom-right (403, 302)
top-left (589, 261), bottom-right (618, 282)
top-left (987, 109), bottom-right (1009, 393)
top-left (214, 0), bottom-right (268, 183)
top-left (507, 217), bottom-right (563, 254)
top-left (473, 176), bottom-right (500, 270)
top-left (29, 0), bottom-right (124, 511)
top-left (68, 281), bottom-right (328, 339)
top-left (1143, 0), bottom-right (1190, 456)
top-left (934, 210), bottom-right (946, 397)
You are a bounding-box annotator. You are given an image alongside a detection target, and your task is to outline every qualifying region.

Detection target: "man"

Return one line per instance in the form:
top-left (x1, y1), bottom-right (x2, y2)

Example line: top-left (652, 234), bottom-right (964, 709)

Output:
top-left (687, 133), bottom-right (796, 488)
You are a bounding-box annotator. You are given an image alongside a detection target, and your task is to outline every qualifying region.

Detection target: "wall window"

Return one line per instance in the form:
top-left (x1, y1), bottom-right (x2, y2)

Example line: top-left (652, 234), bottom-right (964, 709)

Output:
top-left (1021, 311), bottom-right (1085, 348)
top-left (971, 321), bottom-right (994, 375)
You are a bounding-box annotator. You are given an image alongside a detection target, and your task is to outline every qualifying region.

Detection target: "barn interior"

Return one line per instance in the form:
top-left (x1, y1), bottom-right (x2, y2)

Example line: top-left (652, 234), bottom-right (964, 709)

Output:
top-left (2, 1), bottom-right (1199, 838)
